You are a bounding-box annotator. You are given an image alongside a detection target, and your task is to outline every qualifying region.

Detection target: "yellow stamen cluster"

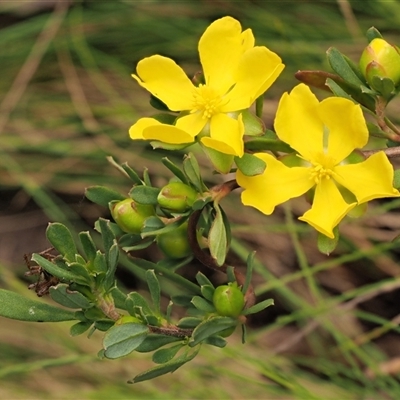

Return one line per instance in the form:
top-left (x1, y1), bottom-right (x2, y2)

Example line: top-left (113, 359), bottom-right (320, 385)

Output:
top-left (309, 163), bottom-right (335, 184)
top-left (192, 84), bottom-right (223, 119)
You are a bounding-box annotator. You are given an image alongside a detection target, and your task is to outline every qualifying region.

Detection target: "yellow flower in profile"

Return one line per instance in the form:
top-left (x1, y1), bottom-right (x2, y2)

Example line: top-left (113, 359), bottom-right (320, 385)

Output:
top-left (129, 16), bottom-right (284, 157)
top-left (237, 84), bottom-right (400, 238)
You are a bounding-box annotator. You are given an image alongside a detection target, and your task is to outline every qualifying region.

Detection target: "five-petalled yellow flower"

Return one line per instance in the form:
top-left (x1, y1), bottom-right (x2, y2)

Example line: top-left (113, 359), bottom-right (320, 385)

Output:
top-left (237, 84), bottom-right (400, 238)
top-left (129, 16), bottom-right (284, 157)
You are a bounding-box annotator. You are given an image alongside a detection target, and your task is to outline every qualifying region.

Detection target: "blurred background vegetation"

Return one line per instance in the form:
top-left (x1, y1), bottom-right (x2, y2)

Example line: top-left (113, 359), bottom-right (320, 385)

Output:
top-left (2, 0), bottom-right (400, 398)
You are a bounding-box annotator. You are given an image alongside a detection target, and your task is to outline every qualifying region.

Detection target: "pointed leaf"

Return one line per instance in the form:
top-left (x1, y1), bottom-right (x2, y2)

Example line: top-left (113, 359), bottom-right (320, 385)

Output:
top-left (152, 343), bottom-right (184, 364)
top-left (46, 223), bottom-right (76, 262)
top-left (245, 136), bottom-right (294, 153)
top-left (146, 270), bottom-right (161, 314)
top-left (136, 334), bottom-right (182, 353)
top-left (162, 158), bottom-right (188, 184)
top-left (191, 296), bottom-right (215, 313)
top-left (195, 271), bottom-right (214, 288)
top-left (183, 153), bottom-right (206, 192)
top-left (49, 284), bottom-right (91, 309)
top-left (70, 321), bottom-right (92, 336)
top-left (208, 204), bottom-right (227, 266)
top-left (103, 323), bottom-right (149, 359)
top-left (242, 299), bottom-right (274, 316)
top-left (79, 231), bottom-right (97, 263)
top-left (85, 186), bottom-right (125, 208)
top-left (0, 289), bottom-right (76, 322)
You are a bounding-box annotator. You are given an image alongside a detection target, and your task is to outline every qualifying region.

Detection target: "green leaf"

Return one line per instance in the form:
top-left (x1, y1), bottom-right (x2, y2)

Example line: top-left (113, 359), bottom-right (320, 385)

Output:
top-left (85, 186), bottom-right (125, 208)
top-left (103, 323), bottom-right (149, 359)
top-left (202, 146), bottom-right (234, 174)
top-left (152, 343), bottom-right (184, 364)
top-left (204, 335), bottom-right (227, 348)
top-left (255, 93), bottom-right (264, 118)
top-left (95, 320), bottom-right (115, 332)
top-left (394, 169), bottom-right (400, 189)
top-left (177, 317), bottom-right (202, 329)
top-left (98, 218), bottom-right (116, 258)
top-left (146, 270), bottom-right (161, 314)
top-left (327, 47), bottom-right (365, 87)
top-left (68, 262), bottom-right (92, 282)
top-left (191, 296), bottom-right (215, 313)
top-left (189, 316), bottom-right (237, 347)
top-left (126, 292), bottom-right (153, 317)
top-left (0, 289), bottom-right (76, 322)
top-left (366, 122), bottom-right (390, 139)
top-left (235, 153), bottom-right (266, 176)
top-left (31, 254), bottom-right (86, 284)
top-left (208, 204), bottom-right (227, 266)
top-left (103, 243), bottom-right (119, 290)
top-left (149, 94), bottom-right (171, 111)
top-left (79, 232), bottom-right (97, 263)
top-left (129, 348), bottom-right (199, 383)
top-left (49, 284), bottom-right (91, 309)
top-left (317, 228), bottom-right (339, 255)
top-left (70, 321), bottom-right (92, 336)
top-left (242, 251), bottom-right (255, 295)
top-left (92, 251), bottom-right (107, 274)
top-left (195, 271), bottom-right (214, 288)
top-left (242, 299), bottom-right (274, 316)
top-left (130, 186), bottom-right (160, 206)
top-left (136, 334), bottom-right (182, 353)
top-left (46, 223), bottom-right (76, 263)
top-left (183, 152), bottom-right (206, 192)
top-left (200, 285), bottom-right (214, 302)
top-left (161, 157), bottom-right (189, 184)
top-left (371, 76), bottom-right (395, 98)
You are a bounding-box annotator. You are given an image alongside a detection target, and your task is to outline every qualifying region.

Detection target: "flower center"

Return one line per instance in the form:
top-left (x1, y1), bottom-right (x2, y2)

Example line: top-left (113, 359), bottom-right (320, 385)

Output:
top-left (309, 163), bottom-right (335, 184)
top-left (192, 84), bottom-right (223, 119)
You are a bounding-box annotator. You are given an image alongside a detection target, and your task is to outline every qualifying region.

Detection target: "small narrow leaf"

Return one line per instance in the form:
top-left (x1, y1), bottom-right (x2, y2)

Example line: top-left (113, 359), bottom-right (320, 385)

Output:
top-left (0, 289), bottom-right (76, 322)
top-left (103, 323), bottom-right (148, 359)
top-left (70, 321), bottom-right (92, 336)
top-left (130, 186), bottom-right (160, 205)
top-left (152, 343), bottom-right (184, 364)
top-left (98, 218), bottom-right (116, 257)
top-left (200, 285), bottom-right (214, 302)
top-left (129, 349), bottom-right (199, 383)
top-left (49, 284), bottom-right (91, 309)
top-left (195, 272), bottom-right (214, 288)
top-left (183, 153), bottom-right (205, 192)
top-left (85, 186), bottom-right (125, 208)
top-left (146, 270), bottom-right (161, 314)
top-left (204, 335), bottom-right (227, 348)
top-left (46, 223), bottom-right (76, 262)
top-left (208, 204), bottom-right (227, 266)
top-left (162, 158), bottom-right (188, 184)
top-left (242, 299), bottom-right (274, 316)
top-left (191, 296), bottom-right (215, 313)
top-left (79, 232), bottom-right (97, 263)
top-left (136, 335), bottom-right (182, 353)
top-left (242, 251), bottom-right (255, 295)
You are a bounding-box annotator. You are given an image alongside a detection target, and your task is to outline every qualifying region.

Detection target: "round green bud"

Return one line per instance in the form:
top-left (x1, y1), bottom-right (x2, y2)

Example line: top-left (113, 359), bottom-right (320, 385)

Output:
top-left (359, 38), bottom-right (400, 88)
top-left (110, 199), bottom-right (154, 234)
top-left (157, 222), bottom-right (191, 259)
top-left (157, 182), bottom-right (197, 213)
top-left (213, 283), bottom-right (245, 318)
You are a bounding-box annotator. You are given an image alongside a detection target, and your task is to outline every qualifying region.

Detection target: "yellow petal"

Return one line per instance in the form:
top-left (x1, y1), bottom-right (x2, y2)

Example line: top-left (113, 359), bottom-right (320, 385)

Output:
top-left (237, 153), bottom-right (314, 215)
top-left (198, 16), bottom-right (244, 95)
top-left (334, 151), bottom-right (400, 203)
top-left (129, 117), bottom-right (157, 140)
top-left (201, 113), bottom-right (244, 156)
top-left (222, 46), bottom-right (284, 111)
top-left (241, 28), bottom-right (255, 51)
top-left (318, 97), bottom-right (368, 162)
top-left (299, 179), bottom-right (356, 238)
top-left (274, 84), bottom-right (324, 160)
top-left (132, 55), bottom-right (194, 111)
top-left (175, 112), bottom-right (208, 137)
top-left (129, 118), bottom-right (194, 144)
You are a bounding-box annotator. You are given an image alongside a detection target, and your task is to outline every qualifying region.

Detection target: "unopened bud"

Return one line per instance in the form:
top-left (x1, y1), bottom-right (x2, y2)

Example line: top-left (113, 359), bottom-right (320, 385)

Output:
top-left (157, 182), bottom-right (197, 213)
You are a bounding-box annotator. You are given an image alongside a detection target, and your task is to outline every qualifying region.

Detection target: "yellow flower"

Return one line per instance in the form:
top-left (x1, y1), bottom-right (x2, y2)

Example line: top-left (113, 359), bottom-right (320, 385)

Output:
top-left (129, 16), bottom-right (284, 157)
top-left (237, 84), bottom-right (400, 238)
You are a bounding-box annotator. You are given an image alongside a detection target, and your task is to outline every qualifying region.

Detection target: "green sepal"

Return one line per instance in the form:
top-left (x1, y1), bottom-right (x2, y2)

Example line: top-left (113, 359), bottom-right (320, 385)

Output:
top-left (152, 343), bottom-right (184, 364)
top-left (150, 141), bottom-right (191, 151)
top-left (393, 169), bottom-right (400, 189)
top-left (129, 186), bottom-right (160, 206)
top-left (242, 299), bottom-right (274, 316)
top-left (241, 109), bottom-right (265, 136)
top-left (103, 323), bottom-right (149, 359)
top-left (49, 284), bottom-right (92, 309)
top-left (235, 153), bottom-right (266, 177)
top-left (85, 186), bottom-right (125, 208)
top-left (0, 289), bottom-right (76, 322)
top-left (317, 226), bottom-right (339, 255)
top-left (189, 316), bottom-right (237, 347)
top-left (128, 348), bottom-right (200, 384)
top-left (149, 94), bottom-right (171, 111)
top-left (46, 223), bottom-right (76, 263)
top-left (152, 112), bottom-right (176, 124)
top-left (201, 146), bottom-right (234, 174)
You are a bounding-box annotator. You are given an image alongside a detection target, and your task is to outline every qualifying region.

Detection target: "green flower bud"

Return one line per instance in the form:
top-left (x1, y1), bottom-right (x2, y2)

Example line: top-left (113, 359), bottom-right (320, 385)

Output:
top-left (157, 222), bottom-right (191, 259)
top-left (213, 283), bottom-right (245, 318)
top-left (157, 182), bottom-right (197, 213)
top-left (359, 38), bottom-right (400, 88)
top-left (110, 199), bottom-right (154, 234)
